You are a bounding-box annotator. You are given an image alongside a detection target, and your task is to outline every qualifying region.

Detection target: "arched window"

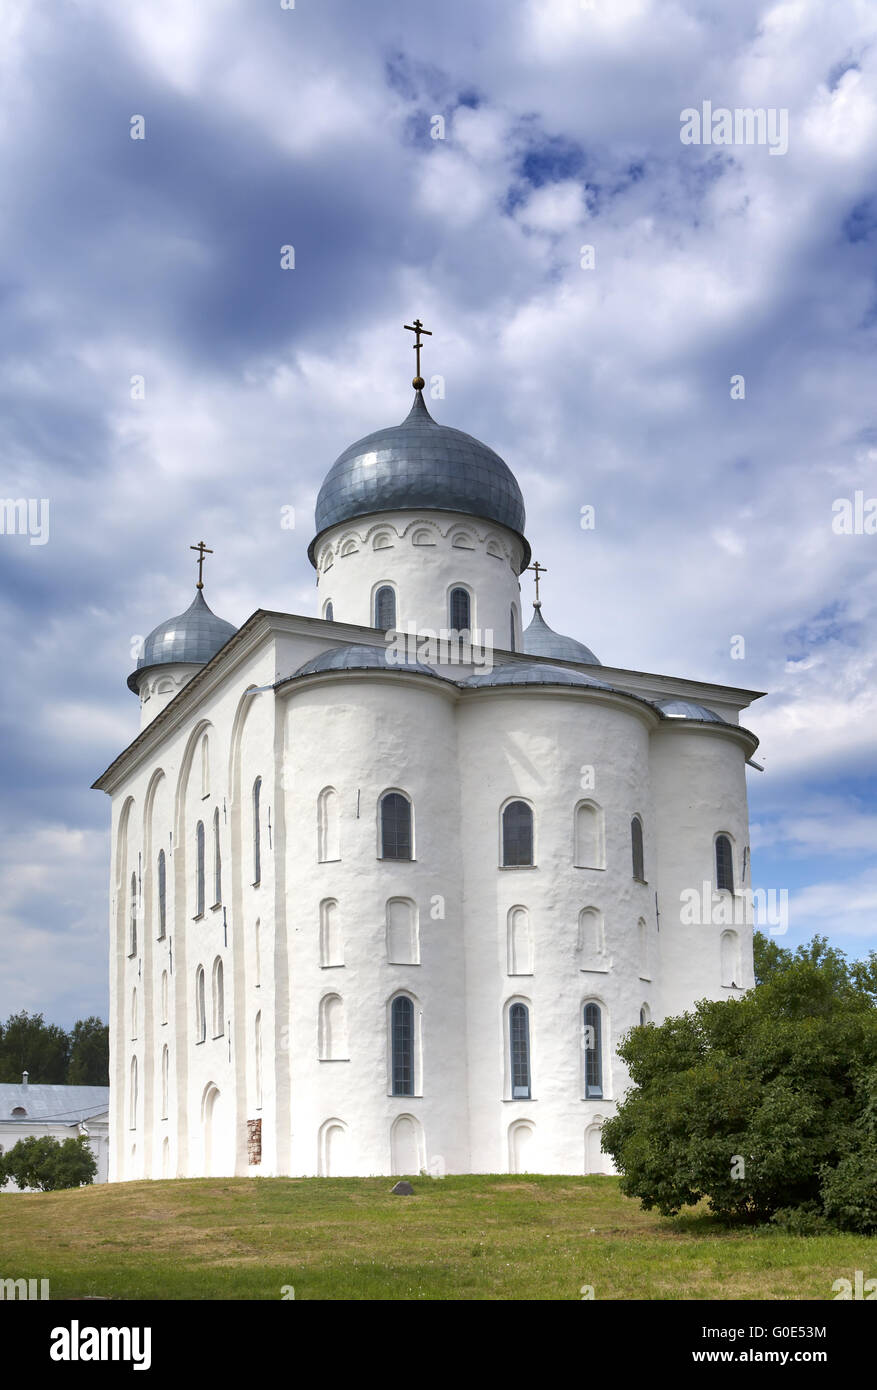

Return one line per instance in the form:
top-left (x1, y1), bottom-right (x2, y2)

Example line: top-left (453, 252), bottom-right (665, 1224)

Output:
top-left (131, 987), bottom-right (138, 1040)
top-left (509, 1003), bottom-right (531, 1098)
top-left (716, 835), bottom-right (734, 892)
top-left (129, 1056), bottom-right (138, 1130)
top-left (195, 820), bottom-right (205, 916)
top-left (449, 587), bottom-right (471, 633)
top-left (391, 996), bottom-right (414, 1096)
top-left (160, 1044), bottom-right (169, 1120)
top-left (374, 585), bottom-right (396, 630)
top-left (380, 791), bottom-right (412, 860)
top-left (324, 600), bottom-right (334, 622)
top-left (255, 1011), bottom-right (263, 1108)
top-left (631, 815), bottom-right (645, 881)
top-left (319, 994), bottom-right (349, 1060)
top-left (157, 849), bottom-right (167, 939)
top-left (509, 605), bottom-right (517, 652)
top-left (254, 918), bottom-right (261, 987)
top-left (639, 1003), bottom-right (651, 1026)
top-left (387, 898), bottom-right (419, 964)
top-left (502, 800), bottom-right (534, 867)
top-left (195, 966), bottom-right (206, 1044)
top-left (252, 778), bottom-right (262, 885)
top-left (129, 871), bottom-right (137, 955)
top-left (318, 787), bottom-right (340, 861)
top-left (320, 899), bottom-right (343, 967)
top-left (721, 930), bottom-right (740, 988)
top-left (160, 970), bottom-right (168, 1025)
top-left (212, 958), bottom-right (224, 1037)
top-left (583, 1003), bottom-right (603, 1098)
top-left (212, 808), bottom-right (221, 906)
top-left (574, 801), bottom-right (604, 869)
top-left (507, 906), bottom-right (533, 975)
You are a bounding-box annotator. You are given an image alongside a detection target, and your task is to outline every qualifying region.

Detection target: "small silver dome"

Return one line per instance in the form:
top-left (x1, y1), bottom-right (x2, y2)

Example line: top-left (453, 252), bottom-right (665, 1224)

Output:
top-left (309, 391), bottom-right (529, 566)
top-left (128, 590), bottom-right (237, 692)
top-left (653, 698), bottom-right (726, 723)
top-left (522, 604), bottom-right (600, 665)
top-left (462, 661), bottom-right (614, 690)
top-left (292, 644), bottom-right (439, 678)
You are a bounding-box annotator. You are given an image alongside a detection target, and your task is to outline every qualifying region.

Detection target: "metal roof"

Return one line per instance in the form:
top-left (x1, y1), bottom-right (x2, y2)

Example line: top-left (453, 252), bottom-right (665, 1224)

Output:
top-left (461, 661), bottom-right (616, 690)
top-left (522, 603), bottom-right (601, 665)
top-left (652, 698), bottom-right (727, 723)
top-left (310, 391), bottom-right (529, 566)
top-left (127, 589), bottom-right (238, 692)
top-left (292, 643), bottom-right (440, 678)
top-left (0, 1084), bottom-right (109, 1125)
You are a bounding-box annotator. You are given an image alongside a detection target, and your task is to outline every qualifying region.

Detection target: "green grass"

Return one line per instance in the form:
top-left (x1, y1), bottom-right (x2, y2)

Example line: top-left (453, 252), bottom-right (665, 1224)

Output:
top-left (0, 1175), bottom-right (872, 1300)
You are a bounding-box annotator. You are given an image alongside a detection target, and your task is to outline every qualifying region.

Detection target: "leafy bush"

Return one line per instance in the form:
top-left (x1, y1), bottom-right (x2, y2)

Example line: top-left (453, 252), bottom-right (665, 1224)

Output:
top-left (0, 1135), bottom-right (97, 1192)
top-left (601, 934), bottom-right (877, 1232)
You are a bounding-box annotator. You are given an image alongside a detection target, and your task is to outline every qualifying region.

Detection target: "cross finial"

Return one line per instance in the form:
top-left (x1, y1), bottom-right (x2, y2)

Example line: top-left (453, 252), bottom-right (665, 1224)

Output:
top-left (404, 317), bottom-right (432, 390)
top-left (190, 540), bottom-right (213, 590)
top-left (527, 560), bottom-right (547, 605)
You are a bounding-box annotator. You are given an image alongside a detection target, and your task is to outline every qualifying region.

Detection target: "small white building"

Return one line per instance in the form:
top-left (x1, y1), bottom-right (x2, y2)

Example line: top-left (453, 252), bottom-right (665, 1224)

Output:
top-left (93, 368), bottom-right (763, 1181)
top-left (0, 1075), bottom-right (109, 1188)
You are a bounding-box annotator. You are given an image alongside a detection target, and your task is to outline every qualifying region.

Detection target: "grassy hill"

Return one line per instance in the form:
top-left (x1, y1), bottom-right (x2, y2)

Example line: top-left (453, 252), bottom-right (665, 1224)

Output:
top-left (0, 1174), bottom-right (870, 1300)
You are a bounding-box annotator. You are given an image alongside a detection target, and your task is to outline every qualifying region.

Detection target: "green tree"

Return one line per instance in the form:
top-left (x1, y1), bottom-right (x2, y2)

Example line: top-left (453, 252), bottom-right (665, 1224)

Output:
top-left (0, 1011), bottom-right (69, 1084)
top-left (67, 1017), bottom-right (109, 1085)
top-left (0, 1135), bottom-right (97, 1192)
top-left (601, 933), bottom-right (877, 1231)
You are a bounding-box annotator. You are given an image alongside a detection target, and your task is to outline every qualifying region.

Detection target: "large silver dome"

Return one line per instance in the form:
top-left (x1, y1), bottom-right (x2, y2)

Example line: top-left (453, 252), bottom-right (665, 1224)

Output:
top-left (522, 604), bottom-right (600, 665)
top-left (309, 391), bottom-right (529, 566)
top-left (128, 590), bottom-right (237, 692)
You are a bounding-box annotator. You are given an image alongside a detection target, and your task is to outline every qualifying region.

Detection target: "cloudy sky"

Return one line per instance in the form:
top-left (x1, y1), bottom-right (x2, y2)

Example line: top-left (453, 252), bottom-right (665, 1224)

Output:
top-left (1, 0), bottom-right (875, 1026)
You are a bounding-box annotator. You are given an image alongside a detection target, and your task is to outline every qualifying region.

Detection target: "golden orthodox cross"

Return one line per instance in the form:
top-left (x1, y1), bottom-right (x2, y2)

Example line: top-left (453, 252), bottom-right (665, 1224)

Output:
top-left (527, 560), bottom-right (547, 603)
top-left (190, 540), bottom-right (213, 590)
top-left (404, 317), bottom-right (432, 388)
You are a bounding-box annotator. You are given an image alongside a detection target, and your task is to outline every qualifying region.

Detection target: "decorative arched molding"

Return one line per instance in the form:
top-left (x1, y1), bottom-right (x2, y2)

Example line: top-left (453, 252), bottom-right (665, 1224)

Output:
top-left (720, 929), bottom-right (741, 988)
top-left (317, 786), bottom-right (341, 862)
top-left (319, 898), bottom-right (343, 967)
top-left (173, 718), bottom-right (214, 850)
top-left (508, 1119), bottom-right (535, 1174)
top-left (390, 1113), bottom-right (425, 1175)
top-left (574, 800), bottom-right (605, 870)
top-left (577, 907), bottom-right (606, 972)
top-left (318, 1117), bottom-right (349, 1177)
top-left (318, 992), bottom-right (349, 1061)
top-left (386, 897), bottom-right (419, 965)
top-left (506, 905), bottom-right (533, 975)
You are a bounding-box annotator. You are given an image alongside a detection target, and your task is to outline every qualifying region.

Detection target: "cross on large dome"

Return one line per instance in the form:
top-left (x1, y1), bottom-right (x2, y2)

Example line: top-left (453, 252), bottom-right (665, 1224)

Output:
top-left (309, 391), bottom-right (530, 567)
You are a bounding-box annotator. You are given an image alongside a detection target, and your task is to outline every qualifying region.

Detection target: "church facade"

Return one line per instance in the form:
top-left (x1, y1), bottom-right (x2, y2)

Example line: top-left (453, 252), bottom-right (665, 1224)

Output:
top-left (94, 361), bottom-right (763, 1181)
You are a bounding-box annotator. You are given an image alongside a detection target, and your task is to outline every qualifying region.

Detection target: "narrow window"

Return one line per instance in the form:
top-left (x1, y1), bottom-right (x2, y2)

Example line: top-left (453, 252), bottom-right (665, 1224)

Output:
top-left (195, 820), bottom-right (205, 916)
top-left (212, 958), bottom-right (224, 1037)
top-left (213, 807), bottom-right (221, 906)
top-left (631, 816), bottom-right (645, 881)
top-left (391, 996), bottom-right (414, 1096)
top-left (324, 600), bottom-right (334, 622)
top-left (502, 800), bottom-right (534, 867)
top-left (161, 1045), bottom-right (169, 1120)
top-left (449, 587), bottom-right (471, 633)
top-left (716, 835), bottom-right (734, 892)
top-left (638, 918), bottom-right (650, 979)
top-left (129, 871), bottom-right (137, 955)
top-left (196, 966), bottom-right (206, 1044)
top-left (157, 849), bottom-right (167, 939)
top-left (380, 792), bottom-right (412, 860)
top-left (584, 1003), bottom-right (603, 1098)
top-left (160, 970), bottom-right (168, 1025)
top-left (510, 604), bottom-right (517, 652)
top-left (510, 1003), bottom-right (531, 1098)
top-left (374, 585), bottom-right (396, 630)
top-left (254, 918), bottom-right (261, 987)
top-left (131, 987), bottom-right (137, 1040)
top-left (252, 777), bottom-right (262, 885)
top-left (639, 1004), bottom-right (651, 1026)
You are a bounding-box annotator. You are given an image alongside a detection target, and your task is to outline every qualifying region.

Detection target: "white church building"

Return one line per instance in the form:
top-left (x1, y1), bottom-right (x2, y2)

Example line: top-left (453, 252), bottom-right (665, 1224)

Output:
top-left (94, 340), bottom-right (763, 1181)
